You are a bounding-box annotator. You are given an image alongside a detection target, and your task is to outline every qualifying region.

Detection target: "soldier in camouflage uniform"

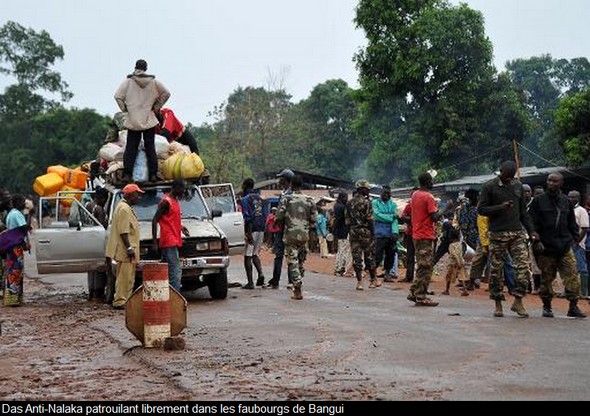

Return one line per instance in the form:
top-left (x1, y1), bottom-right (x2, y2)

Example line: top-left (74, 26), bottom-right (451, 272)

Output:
top-left (276, 175), bottom-right (317, 300)
top-left (478, 161), bottom-right (534, 318)
top-left (346, 180), bottom-right (380, 291)
top-left (528, 172), bottom-right (586, 318)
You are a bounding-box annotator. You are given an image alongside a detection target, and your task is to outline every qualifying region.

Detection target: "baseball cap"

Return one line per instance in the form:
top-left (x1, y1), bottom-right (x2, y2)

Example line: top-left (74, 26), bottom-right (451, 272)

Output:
top-left (276, 169), bottom-right (295, 179)
top-left (122, 183), bottom-right (145, 195)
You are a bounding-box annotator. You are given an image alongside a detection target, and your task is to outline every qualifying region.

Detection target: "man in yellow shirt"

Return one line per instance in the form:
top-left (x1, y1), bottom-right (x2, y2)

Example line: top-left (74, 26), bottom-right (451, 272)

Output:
top-left (106, 184), bottom-right (144, 309)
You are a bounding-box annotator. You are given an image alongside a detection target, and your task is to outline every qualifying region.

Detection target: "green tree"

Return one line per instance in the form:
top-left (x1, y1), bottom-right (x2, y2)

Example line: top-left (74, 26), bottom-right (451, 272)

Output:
top-left (554, 88), bottom-right (590, 166)
top-left (0, 108), bottom-right (109, 192)
top-left (292, 79), bottom-right (367, 180)
top-left (505, 55), bottom-right (590, 166)
top-left (0, 21), bottom-right (72, 118)
top-left (354, 0), bottom-right (525, 184)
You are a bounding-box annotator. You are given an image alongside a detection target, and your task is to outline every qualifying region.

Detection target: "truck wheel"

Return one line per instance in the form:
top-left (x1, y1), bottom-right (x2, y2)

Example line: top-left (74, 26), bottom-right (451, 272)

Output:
top-left (207, 270), bottom-right (228, 300)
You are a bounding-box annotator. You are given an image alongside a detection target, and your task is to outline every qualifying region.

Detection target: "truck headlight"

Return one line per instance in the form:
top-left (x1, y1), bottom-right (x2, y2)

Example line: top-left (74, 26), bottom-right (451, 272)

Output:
top-left (209, 241), bottom-right (222, 250)
top-left (195, 242), bottom-right (209, 251)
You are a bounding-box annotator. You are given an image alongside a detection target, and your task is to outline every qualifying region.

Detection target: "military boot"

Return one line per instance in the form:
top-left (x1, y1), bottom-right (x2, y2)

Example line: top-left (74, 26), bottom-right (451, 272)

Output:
top-left (291, 285), bottom-right (303, 300)
top-left (510, 297), bottom-right (529, 318)
top-left (494, 300), bottom-right (504, 318)
top-left (542, 299), bottom-right (554, 318)
top-left (567, 300), bottom-right (587, 318)
top-left (355, 271), bottom-right (364, 291)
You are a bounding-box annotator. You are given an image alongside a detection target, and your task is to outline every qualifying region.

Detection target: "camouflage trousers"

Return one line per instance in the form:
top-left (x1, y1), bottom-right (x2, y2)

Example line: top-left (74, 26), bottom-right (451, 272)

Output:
top-left (536, 249), bottom-right (580, 301)
top-left (488, 231), bottom-right (531, 301)
top-left (350, 237), bottom-right (375, 280)
top-left (410, 239), bottom-right (435, 300)
top-left (284, 242), bottom-right (307, 288)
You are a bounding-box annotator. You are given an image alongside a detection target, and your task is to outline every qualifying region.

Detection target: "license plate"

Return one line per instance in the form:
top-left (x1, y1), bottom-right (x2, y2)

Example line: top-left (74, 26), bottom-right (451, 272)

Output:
top-left (181, 259), bottom-right (193, 268)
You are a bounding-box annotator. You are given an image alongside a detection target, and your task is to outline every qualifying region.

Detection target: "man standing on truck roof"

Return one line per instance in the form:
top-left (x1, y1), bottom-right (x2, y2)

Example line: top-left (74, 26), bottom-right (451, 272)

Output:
top-left (106, 184), bottom-right (144, 310)
top-left (152, 179), bottom-right (189, 292)
top-left (114, 59), bottom-right (170, 183)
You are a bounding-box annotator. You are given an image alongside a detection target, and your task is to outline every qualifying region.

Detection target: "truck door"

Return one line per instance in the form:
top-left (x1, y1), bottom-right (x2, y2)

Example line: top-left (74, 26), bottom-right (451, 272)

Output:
top-left (199, 183), bottom-right (245, 255)
top-left (35, 196), bottom-right (107, 274)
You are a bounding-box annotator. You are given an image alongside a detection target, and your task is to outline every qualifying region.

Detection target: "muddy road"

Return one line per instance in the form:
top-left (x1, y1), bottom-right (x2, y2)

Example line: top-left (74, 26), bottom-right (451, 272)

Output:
top-left (1, 248), bottom-right (589, 401)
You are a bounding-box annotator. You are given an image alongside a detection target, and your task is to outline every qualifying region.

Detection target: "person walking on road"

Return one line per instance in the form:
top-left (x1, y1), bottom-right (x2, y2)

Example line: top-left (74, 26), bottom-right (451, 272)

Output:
top-left (114, 59), bottom-right (171, 183)
top-left (240, 178), bottom-right (268, 289)
top-left (152, 179), bottom-right (189, 292)
top-left (333, 192), bottom-right (352, 276)
top-left (346, 180), bottom-right (380, 291)
top-left (106, 184), bottom-right (144, 309)
top-left (529, 173), bottom-right (586, 318)
top-left (2, 194), bottom-right (30, 306)
top-left (276, 175), bottom-right (317, 300)
top-left (408, 173), bottom-right (445, 307)
top-left (478, 161), bottom-right (535, 318)
top-left (266, 169), bottom-right (294, 289)
top-left (567, 190), bottom-right (589, 299)
top-left (316, 207), bottom-right (330, 258)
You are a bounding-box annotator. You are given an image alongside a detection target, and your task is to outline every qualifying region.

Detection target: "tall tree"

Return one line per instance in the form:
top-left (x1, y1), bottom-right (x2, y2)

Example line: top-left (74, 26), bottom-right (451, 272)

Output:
top-left (554, 88), bottom-right (590, 166)
top-left (294, 79), bottom-right (367, 180)
top-left (0, 21), bottom-right (72, 119)
top-left (0, 108), bottom-right (109, 192)
top-left (353, 0), bottom-right (525, 183)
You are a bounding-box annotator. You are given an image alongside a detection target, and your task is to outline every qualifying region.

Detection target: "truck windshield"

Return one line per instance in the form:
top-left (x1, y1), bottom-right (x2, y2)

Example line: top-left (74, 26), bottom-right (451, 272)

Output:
top-left (124, 187), bottom-right (209, 221)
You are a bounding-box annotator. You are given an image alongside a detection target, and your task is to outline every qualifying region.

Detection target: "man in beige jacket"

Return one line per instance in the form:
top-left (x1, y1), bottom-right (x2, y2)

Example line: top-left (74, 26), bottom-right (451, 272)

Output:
top-left (114, 59), bottom-right (170, 183)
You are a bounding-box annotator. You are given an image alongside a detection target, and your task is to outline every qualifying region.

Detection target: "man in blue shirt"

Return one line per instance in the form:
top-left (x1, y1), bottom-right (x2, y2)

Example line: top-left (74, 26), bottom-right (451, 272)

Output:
top-left (241, 178), bottom-right (268, 289)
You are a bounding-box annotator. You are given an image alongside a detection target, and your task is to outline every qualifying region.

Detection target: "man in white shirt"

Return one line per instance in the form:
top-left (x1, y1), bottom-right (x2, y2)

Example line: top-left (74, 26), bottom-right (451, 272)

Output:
top-left (568, 190), bottom-right (590, 298)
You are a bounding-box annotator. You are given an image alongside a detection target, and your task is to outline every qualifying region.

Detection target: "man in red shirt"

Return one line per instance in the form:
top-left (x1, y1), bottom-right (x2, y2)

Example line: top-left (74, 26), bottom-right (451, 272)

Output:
top-left (408, 173), bottom-right (445, 306)
top-left (156, 107), bottom-right (200, 154)
top-left (152, 179), bottom-right (189, 291)
top-left (400, 187), bottom-right (418, 283)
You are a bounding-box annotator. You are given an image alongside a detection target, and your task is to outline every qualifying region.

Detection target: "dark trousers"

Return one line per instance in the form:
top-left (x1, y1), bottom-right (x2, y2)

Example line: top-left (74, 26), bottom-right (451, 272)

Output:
top-left (124, 127), bottom-right (158, 176)
top-left (375, 236), bottom-right (396, 273)
top-left (177, 129), bottom-right (200, 155)
top-left (433, 237), bottom-right (449, 266)
top-left (404, 233), bottom-right (415, 281)
top-left (273, 230), bottom-right (289, 283)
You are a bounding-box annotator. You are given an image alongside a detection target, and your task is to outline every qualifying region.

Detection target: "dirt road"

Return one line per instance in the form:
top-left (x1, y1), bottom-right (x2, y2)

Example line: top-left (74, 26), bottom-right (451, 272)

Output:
top-left (1, 248), bottom-right (589, 401)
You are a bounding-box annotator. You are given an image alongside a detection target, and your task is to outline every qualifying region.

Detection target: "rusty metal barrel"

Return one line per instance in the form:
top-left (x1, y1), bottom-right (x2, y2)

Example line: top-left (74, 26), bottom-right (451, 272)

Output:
top-left (141, 263), bottom-right (171, 347)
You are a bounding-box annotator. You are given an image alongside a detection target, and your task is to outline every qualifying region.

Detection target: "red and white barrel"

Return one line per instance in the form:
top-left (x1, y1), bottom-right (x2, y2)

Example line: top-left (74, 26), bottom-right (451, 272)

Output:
top-left (142, 263), bottom-right (171, 347)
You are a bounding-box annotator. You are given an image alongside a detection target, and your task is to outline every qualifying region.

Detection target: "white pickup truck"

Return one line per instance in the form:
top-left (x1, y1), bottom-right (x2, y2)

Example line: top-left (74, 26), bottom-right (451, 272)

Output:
top-left (34, 182), bottom-right (244, 302)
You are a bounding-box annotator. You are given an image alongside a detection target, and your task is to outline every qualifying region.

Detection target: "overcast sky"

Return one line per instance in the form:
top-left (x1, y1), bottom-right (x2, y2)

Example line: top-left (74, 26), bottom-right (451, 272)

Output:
top-left (0, 0), bottom-right (588, 126)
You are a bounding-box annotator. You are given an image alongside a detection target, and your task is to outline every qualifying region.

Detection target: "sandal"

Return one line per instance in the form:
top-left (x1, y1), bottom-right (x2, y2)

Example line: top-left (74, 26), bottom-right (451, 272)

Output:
top-left (415, 298), bottom-right (439, 307)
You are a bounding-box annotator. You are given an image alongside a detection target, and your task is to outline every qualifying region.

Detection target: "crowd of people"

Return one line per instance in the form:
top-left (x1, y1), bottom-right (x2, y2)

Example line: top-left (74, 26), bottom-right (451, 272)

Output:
top-left (238, 161), bottom-right (590, 319)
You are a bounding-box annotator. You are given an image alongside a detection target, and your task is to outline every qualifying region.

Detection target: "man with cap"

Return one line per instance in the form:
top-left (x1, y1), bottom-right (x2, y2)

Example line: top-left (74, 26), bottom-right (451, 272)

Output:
top-left (114, 59), bottom-right (171, 183)
top-left (152, 179), bottom-right (189, 292)
top-left (266, 168), bottom-right (294, 289)
top-left (106, 184), bottom-right (144, 309)
top-left (346, 179), bottom-right (380, 290)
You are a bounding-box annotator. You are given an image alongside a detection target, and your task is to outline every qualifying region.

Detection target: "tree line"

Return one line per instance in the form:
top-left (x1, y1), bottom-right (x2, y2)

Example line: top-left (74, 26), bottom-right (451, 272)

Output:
top-left (1, 0), bottom-right (590, 194)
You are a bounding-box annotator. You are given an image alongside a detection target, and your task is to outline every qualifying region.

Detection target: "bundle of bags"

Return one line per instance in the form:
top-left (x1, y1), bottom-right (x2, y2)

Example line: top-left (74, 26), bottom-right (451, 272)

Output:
top-left (99, 129), bottom-right (204, 182)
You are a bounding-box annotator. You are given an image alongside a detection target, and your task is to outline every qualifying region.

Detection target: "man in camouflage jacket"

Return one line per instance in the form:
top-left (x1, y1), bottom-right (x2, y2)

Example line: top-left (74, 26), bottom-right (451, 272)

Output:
top-left (276, 175), bottom-right (317, 300)
top-left (346, 180), bottom-right (380, 291)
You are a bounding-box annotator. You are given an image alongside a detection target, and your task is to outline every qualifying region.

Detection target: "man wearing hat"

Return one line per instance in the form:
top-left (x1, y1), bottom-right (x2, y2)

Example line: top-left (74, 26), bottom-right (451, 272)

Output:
top-left (106, 184), bottom-right (144, 309)
top-left (346, 179), bottom-right (380, 291)
top-left (114, 59), bottom-right (171, 183)
top-left (267, 168), bottom-right (294, 289)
